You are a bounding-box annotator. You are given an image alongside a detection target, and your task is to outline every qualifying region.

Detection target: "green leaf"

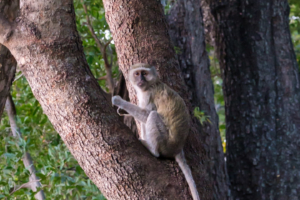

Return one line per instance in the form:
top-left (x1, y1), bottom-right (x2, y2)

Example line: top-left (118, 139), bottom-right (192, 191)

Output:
top-left (3, 153), bottom-right (16, 158)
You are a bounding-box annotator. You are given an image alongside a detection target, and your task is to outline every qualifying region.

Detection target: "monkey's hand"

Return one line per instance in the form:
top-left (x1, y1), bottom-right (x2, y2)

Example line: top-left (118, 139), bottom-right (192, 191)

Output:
top-left (112, 96), bottom-right (131, 117)
top-left (112, 95), bottom-right (124, 108)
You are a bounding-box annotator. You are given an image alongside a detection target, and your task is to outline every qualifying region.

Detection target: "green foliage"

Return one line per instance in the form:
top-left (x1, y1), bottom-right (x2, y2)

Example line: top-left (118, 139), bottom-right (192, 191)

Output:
top-left (162, 0), bottom-right (173, 15)
top-left (74, 0), bottom-right (119, 91)
top-left (174, 46), bottom-right (182, 55)
top-left (193, 107), bottom-right (211, 125)
top-left (0, 76), bottom-right (103, 199)
top-left (207, 44), bottom-right (226, 152)
top-left (290, 0), bottom-right (300, 67)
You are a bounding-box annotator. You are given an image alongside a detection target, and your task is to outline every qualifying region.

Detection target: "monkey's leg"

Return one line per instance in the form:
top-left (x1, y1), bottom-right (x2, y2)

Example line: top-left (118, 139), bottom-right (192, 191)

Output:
top-left (112, 96), bottom-right (150, 123)
top-left (141, 111), bottom-right (167, 157)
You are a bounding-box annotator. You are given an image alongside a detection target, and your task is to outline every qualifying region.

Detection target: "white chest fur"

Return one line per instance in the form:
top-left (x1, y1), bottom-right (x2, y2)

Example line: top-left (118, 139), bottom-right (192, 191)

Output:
top-left (135, 88), bottom-right (154, 111)
top-left (137, 90), bottom-right (150, 108)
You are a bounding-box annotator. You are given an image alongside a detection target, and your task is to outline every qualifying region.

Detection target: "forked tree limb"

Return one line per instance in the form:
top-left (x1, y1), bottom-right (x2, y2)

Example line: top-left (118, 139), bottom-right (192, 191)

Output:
top-left (0, 0), bottom-right (212, 199)
top-left (9, 179), bottom-right (41, 195)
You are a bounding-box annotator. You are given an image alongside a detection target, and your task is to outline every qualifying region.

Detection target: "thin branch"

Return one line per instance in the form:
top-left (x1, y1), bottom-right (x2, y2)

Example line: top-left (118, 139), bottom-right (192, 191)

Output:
top-left (0, 13), bottom-right (13, 44)
top-left (82, 3), bottom-right (104, 50)
top-left (103, 38), bottom-right (113, 71)
top-left (5, 95), bottom-right (20, 138)
top-left (13, 73), bottom-right (23, 82)
top-left (104, 38), bottom-right (113, 49)
top-left (97, 76), bottom-right (107, 81)
top-left (5, 95), bottom-right (46, 200)
top-left (9, 180), bottom-right (41, 195)
top-left (102, 38), bottom-right (114, 94)
top-left (81, 1), bottom-right (114, 94)
top-left (108, 45), bottom-right (113, 67)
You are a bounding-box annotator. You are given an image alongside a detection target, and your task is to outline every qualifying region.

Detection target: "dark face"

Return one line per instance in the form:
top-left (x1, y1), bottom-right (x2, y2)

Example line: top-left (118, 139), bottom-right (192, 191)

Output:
top-left (129, 67), bottom-right (157, 91)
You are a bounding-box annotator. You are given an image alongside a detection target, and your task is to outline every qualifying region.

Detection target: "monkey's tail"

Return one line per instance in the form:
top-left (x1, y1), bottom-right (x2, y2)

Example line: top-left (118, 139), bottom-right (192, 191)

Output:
top-left (175, 150), bottom-right (200, 200)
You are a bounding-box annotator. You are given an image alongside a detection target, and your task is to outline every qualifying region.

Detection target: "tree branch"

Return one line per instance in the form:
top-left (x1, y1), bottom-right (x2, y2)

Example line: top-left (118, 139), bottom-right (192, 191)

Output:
top-left (82, 5), bottom-right (104, 49)
top-left (0, 13), bottom-right (13, 45)
top-left (102, 38), bottom-right (114, 94)
top-left (108, 45), bottom-right (113, 68)
top-left (9, 179), bottom-right (41, 195)
top-left (13, 73), bottom-right (23, 82)
top-left (5, 95), bottom-right (46, 200)
top-left (97, 75), bottom-right (107, 80)
top-left (103, 38), bottom-right (113, 68)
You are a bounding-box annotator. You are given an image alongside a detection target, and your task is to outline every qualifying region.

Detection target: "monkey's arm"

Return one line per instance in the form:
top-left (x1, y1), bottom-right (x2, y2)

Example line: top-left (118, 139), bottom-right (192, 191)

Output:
top-left (112, 95), bottom-right (150, 123)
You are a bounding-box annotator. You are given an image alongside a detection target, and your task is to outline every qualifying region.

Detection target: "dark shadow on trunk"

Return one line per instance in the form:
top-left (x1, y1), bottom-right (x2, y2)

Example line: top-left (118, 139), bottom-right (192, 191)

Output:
top-left (168, 1), bottom-right (230, 199)
top-left (209, 0), bottom-right (300, 199)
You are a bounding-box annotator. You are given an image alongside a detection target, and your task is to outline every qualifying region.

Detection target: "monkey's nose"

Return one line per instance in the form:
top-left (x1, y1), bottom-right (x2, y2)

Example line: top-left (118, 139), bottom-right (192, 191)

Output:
top-left (138, 80), bottom-right (145, 86)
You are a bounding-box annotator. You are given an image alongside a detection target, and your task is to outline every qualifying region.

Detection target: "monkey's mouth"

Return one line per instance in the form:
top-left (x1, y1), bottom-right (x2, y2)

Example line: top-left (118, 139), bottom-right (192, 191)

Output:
top-left (138, 81), bottom-right (146, 87)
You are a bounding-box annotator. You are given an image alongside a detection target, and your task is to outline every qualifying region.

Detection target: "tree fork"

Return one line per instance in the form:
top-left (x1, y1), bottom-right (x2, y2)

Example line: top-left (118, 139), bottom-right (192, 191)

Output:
top-left (103, 0), bottom-right (214, 198)
top-left (0, 0), bottom-right (210, 199)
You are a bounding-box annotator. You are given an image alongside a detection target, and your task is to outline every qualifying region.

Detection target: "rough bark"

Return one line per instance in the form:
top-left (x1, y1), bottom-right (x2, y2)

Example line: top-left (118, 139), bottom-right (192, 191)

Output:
top-left (209, 0), bottom-right (300, 199)
top-left (200, 0), bottom-right (217, 47)
top-left (0, 0), bottom-right (210, 199)
top-left (6, 95), bottom-right (45, 200)
top-left (0, 46), bottom-right (16, 121)
top-left (168, 0), bottom-right (230, 199)
top-left (0, 0), bottom-right (18, 121)
top-left (103, 0), bottom-right (214, 199)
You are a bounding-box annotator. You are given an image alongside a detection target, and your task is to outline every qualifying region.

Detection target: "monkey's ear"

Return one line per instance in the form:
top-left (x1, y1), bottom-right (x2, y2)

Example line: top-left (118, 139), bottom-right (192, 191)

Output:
top-left (151, 66), bottom-right (158, 76)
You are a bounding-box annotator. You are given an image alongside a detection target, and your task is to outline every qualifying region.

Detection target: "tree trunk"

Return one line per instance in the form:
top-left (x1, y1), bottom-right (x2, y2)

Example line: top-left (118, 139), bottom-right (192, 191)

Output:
top-left (168, 0), bottom-right (229, 199)
top-left (103, 0), bottom-right (215, 199)
top-left (0, 0), bottom-right (212, 199)
top-left (0, 0), bottom-right (18, 121)
top-left (209, 0), bottom-right (300, 199)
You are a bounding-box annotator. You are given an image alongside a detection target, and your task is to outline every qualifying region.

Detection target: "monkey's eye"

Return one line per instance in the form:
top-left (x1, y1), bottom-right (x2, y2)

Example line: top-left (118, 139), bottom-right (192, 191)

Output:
top-left (142, 71), bottom-right (148, 76)
top-left (135, 72), bottom-right (140, 76)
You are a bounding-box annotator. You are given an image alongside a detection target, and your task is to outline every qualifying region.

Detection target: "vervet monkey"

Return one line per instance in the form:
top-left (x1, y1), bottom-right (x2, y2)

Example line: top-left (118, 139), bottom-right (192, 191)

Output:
top-left (112, 63), bottom-right (200, 200)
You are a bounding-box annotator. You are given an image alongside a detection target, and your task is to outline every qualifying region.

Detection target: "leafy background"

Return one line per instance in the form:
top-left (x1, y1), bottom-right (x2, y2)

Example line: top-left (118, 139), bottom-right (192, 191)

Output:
top-left (0, 0), bottom-right (299, 199)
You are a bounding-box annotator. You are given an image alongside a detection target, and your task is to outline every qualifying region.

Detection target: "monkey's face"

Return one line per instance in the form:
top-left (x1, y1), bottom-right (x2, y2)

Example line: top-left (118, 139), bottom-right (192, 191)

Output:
top-left (129, 67), bottom-right (158, 91)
